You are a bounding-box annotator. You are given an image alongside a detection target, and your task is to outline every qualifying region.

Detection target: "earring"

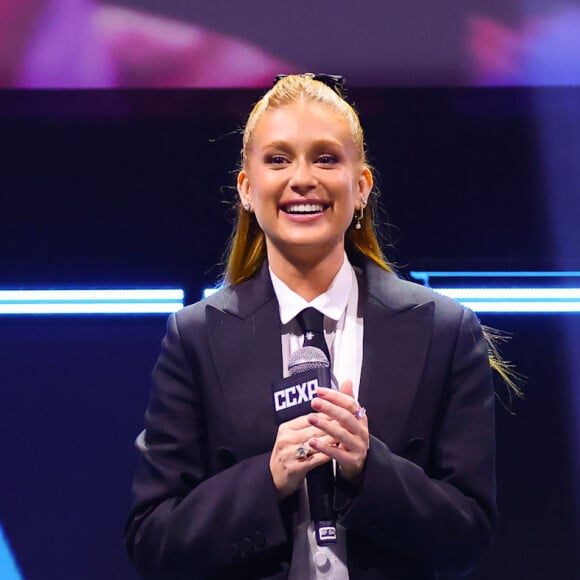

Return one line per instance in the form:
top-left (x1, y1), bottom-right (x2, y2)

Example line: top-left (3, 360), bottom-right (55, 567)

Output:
top-left (242, 201), bottom-right (251, 212)
top-left (354, 198), bottom-right (368, 229)
top-left (354, 205), bottom-right (364, 230)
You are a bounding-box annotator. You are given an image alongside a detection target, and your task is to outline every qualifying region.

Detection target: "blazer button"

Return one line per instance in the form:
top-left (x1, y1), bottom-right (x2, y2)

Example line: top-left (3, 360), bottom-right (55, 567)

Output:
top-left (240, 537), bottom-right (253, 556)
top-left (314, 552), bottom-right (330, 572)
top-left (253, 531), bottom-right (266, 549)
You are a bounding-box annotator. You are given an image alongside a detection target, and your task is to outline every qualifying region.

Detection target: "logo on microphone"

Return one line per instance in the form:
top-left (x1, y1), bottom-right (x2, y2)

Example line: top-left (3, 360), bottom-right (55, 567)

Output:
top-left (318, 526), bottom-right (337, 541)
top-left (273, 378), bottom-right (319, 411)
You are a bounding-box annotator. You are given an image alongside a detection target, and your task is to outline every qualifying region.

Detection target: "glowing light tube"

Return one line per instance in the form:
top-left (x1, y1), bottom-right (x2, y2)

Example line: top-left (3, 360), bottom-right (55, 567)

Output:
top-left (410, 271), bottom-right (580, 313)
top-left (434, 287), bottom-right (580, 313)
top-left (0, 289), bottom-right (184, 315)
top-left (410, 270), bottom-right (580, 284)
top-left (0, 523), bottom-right (22, 580)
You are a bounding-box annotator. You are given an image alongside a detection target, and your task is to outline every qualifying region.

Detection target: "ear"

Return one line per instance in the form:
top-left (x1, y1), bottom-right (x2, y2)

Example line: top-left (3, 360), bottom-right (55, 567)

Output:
top-left (237, 170), bottom-right (251, 207)
top-left (356, 166), bottom-right (373, 209)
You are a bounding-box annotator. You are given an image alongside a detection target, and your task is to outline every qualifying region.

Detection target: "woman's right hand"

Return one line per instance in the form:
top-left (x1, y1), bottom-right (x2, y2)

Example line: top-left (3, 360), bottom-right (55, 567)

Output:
top-left (269, 415), bottom-right (333, 500)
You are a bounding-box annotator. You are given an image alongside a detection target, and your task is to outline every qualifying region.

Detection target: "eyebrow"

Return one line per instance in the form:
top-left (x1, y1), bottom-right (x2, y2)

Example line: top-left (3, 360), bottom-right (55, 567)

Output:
top-left (261, 138), bottom-right (345, 151)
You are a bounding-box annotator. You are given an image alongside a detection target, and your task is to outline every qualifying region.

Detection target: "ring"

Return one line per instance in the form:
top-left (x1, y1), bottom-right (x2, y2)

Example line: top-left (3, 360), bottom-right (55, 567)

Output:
top-left (354, 406), bottom-right (367, 420)
top-left (295, 442), bottom-right (312, 460)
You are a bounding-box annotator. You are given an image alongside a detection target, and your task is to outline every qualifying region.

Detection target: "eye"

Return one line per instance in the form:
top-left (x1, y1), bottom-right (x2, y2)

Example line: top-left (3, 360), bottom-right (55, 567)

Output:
top-left (317, 154), bottom-right (338, 165)
top-left (266, 154), bottom-right (288, 165)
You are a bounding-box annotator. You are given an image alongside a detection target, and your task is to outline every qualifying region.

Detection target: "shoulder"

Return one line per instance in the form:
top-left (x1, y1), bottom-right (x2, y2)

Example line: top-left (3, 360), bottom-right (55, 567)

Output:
top-left (362, 260), bottom-right (469, 322)
top-left (360, 261), bottom-right (486, 353)
top-left (172, 284), bottom-right (235, 331)
top-left (173, 268), bottom-right (275, 331)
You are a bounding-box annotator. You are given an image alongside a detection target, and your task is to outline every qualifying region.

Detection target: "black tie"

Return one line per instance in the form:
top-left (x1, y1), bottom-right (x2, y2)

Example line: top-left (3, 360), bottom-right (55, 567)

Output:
top-left (296, 307), bottom-right (330, 362)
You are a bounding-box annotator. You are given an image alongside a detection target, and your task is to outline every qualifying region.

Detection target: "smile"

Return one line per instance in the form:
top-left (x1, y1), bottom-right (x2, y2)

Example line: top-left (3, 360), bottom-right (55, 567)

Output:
top-left (281, 202), bottom-right (327, 215)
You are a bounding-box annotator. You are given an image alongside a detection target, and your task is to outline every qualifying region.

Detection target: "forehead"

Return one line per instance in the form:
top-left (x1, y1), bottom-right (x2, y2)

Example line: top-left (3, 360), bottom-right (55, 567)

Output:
top-left (250, 102), bottom-right (354, 150)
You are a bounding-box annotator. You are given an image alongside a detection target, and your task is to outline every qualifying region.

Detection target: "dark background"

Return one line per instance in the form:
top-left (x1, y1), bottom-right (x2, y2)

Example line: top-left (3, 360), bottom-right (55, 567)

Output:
top-left (1, 86), bottom-right (580, 579)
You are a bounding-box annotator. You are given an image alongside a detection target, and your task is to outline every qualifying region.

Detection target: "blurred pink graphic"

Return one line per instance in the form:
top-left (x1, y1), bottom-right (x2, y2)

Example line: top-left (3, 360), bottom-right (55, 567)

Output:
top-left (0, 0), bottom-right (293, 88)
top-left (467, 4), bottom-right (580, 85)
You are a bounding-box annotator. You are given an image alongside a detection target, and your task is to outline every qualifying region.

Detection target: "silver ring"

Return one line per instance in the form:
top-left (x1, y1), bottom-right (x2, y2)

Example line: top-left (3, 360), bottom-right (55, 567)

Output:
top-left (354, 406), bottom-right (367, 420)
top-left (295, 442), bottom-right (312, 460)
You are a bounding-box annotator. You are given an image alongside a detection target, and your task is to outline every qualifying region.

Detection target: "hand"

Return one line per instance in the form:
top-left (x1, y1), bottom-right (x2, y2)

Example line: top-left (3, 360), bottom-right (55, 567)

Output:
top-left (269, 415), bottom-right (334, 501)
top-left (307, 380), bottom-right (369, 483)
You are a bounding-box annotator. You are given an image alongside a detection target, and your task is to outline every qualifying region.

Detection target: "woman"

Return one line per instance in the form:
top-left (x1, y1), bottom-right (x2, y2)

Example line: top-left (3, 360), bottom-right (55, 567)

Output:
top-left (125, 74), bottom-right (498, 579)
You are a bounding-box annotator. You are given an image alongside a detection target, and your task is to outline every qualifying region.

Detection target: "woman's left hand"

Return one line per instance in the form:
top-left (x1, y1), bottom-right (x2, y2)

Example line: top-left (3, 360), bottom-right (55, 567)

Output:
top-left (307, 380), bottom-right (369, 483)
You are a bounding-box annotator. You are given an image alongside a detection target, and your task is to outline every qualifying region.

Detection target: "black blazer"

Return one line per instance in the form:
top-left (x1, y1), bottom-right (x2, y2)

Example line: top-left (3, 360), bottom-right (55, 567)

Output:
top-left (125, 260), bottom-right (497, 580)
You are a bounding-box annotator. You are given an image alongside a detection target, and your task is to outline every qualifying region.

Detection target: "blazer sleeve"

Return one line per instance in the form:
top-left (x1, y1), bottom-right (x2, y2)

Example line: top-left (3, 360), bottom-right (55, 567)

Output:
top-left (124, 313), bottom-right (292, 580)
top-left (336, 305), bottom-right (497, 577)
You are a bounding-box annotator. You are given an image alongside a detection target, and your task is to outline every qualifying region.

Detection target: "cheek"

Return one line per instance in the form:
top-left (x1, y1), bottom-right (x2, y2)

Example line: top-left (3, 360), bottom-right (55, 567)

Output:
top-left (251, 181), bottom-right (286, 211)
top-left (339, 179), bottom-right (360, 211)
top-left (250, 186), bottom-right (278, 209)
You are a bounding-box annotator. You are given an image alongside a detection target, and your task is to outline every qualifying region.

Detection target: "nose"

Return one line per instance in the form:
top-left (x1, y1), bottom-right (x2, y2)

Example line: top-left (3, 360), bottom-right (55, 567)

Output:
top-left (288, 159), bottom-right (317, 193)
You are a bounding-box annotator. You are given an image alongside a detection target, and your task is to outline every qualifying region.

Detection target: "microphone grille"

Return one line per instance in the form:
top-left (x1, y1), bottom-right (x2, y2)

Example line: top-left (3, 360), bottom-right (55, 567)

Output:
top-left (288, 346), bottom-right (329, 376)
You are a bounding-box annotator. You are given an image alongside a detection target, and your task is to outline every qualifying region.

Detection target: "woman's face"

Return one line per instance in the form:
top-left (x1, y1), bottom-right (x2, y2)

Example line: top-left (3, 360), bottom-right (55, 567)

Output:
top-left (238, 101), bottom-right (372, 269)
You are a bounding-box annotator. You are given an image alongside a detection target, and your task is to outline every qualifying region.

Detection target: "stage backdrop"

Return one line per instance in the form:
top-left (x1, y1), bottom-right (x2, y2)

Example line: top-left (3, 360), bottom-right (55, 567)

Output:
top-left (1, 0), bottom-right (580, 88)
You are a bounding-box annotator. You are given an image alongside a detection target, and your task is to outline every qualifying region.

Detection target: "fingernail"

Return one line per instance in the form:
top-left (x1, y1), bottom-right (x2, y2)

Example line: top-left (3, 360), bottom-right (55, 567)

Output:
top-left (317, 387), bottom-right (329, 397)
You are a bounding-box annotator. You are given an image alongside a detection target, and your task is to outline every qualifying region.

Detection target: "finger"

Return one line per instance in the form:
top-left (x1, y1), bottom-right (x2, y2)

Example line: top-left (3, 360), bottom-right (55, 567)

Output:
top-left (308, 436), bottom-right (352, 463)
top-left (285, 445), bottom-right (333, 483)
top-left (294, 448), bottom-right (332, 467)
top-left (315, 433), bottom-right (339, 447)
top-left (311, 396), bottom-right (365, 435)
top-left (315, 386), bottom-right (362, 416)
top-left (340, 379), bottom-right (354, 398)
top-left (281, 415), bottom-right (316, 430)
top-left (270, 434), bottom-right (333, 499)
top-left (314, 386), bottom-right (368, 430)
top-left (277, 419), bottom-right (331, 445)
top-left (308, 413), bottom-right (365, 452)
top-left (308, 437), bottom-right (366, 482)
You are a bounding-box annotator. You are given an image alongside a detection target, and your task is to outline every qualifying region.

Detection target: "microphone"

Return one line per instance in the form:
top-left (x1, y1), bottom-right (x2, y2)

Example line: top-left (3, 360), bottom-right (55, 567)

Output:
top-left (288, 345), bottom-right (330, 374)
top-left (271, 346), bottom-right (337, 546)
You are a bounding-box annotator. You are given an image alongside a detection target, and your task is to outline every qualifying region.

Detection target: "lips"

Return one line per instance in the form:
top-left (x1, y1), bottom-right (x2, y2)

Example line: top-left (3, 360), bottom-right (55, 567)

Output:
top-left (281, 202), bottom-right (328, 215)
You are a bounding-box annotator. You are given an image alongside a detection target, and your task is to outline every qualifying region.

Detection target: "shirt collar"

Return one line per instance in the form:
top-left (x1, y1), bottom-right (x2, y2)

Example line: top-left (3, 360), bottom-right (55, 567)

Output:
top-left (270, 254), bottom-right (354, 325)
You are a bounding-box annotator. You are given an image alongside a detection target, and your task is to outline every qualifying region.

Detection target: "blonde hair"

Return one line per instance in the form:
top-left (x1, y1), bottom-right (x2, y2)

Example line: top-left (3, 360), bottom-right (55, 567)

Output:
top-left (224, 74), bottom-right (390, 286)
top-left (222, 74), bottom-right (521, 399)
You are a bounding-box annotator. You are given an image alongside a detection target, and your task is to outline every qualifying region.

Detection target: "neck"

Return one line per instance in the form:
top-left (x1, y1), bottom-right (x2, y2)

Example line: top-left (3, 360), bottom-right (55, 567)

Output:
top-left (267, 244), bottom-right (345, 302)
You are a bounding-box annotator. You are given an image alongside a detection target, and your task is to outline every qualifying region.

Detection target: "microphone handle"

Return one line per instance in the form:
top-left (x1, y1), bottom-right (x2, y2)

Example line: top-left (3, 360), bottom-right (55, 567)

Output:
top-left (307, 462), bottom-right (337, 545)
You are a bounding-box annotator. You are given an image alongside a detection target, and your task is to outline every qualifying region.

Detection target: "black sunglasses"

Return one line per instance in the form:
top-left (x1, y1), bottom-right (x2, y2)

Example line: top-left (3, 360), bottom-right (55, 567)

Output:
top-left (273, 73), bottom-right (346, 98)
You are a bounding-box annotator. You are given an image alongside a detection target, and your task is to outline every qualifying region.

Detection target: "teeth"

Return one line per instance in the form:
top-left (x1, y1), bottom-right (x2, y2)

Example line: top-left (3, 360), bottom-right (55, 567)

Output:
top-left (285, 203), bottom-right (324, 214)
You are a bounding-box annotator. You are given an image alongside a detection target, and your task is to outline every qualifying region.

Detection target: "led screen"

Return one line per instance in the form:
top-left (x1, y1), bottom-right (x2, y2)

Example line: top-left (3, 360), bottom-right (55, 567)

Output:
top-left (2, 0), bottom-right (579, 88)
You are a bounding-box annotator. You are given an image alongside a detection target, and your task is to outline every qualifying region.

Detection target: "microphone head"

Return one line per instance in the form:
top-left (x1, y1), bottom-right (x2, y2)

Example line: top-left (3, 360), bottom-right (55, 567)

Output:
top-left (288, 346), bottom-right (329, 376)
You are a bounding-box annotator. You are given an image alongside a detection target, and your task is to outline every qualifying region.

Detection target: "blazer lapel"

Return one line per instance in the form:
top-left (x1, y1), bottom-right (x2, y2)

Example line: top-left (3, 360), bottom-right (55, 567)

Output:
top-left (204, 261), bottom-right (435, 457)
top-left (206, 265), bottom-right (283, 457)
top-left (358, 263), bottom-right (435, 451)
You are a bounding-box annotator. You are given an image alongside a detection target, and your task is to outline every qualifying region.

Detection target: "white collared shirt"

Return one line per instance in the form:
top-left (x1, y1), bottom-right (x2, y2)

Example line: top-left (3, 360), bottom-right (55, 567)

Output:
top-left (269, 254), bottom-right (363, 580)
top-left (270, 255), bottom-right (363, 399)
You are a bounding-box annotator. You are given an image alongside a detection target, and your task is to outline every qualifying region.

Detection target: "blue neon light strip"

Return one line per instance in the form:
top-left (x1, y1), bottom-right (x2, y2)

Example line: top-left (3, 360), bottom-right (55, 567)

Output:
top-left (410, 270), bottom-right (580, 278)
top-left (409, 271), bottom-right (580, 313)
top-left (0, 524), bottom-right (23, 580)
top-left (410, 270), bottom-right (580, 285)
top-left (434, 288), bottom-right (580, 313)
top-left (0, 289), bottom-right (184, 315)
